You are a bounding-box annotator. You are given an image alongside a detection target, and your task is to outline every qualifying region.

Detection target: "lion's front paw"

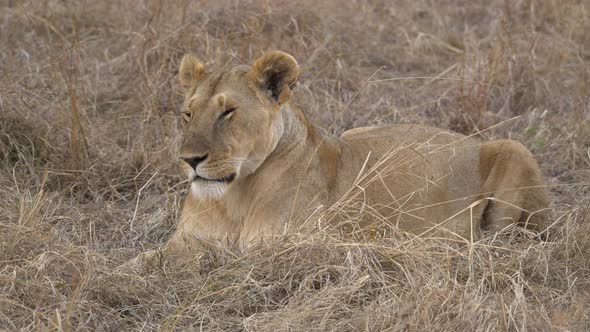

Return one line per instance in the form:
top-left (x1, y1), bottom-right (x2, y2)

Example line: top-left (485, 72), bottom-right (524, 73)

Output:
top-left (116, 249), bottom-right (165, 273)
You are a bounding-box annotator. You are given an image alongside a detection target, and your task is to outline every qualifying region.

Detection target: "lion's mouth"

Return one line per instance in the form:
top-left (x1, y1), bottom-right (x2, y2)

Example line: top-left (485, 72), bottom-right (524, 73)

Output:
top-left (194, 173), bottom-right (236, 183)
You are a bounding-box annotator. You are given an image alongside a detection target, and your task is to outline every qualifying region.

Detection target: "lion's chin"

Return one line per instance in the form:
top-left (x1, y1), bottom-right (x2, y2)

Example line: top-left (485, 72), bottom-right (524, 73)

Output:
top-left (190, 180), bottom-right (228, 199)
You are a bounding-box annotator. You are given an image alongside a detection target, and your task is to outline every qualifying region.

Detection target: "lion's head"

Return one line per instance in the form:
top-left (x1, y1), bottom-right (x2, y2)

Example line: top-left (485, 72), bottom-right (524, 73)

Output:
top-left (177, 51), bottom-right (300, 199)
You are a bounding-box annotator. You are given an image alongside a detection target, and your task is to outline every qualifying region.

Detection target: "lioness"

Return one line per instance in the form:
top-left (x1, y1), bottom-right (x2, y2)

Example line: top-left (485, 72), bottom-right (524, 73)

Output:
top-left (135, 51), bottom-right (549, 263)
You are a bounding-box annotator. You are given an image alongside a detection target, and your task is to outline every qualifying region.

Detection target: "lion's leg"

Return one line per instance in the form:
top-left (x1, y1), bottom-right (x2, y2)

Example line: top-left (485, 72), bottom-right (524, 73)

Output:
top-left (121, 210), bottom-right (238, 271)
top-left (481, 188), bottom-right (524, 232)
top-left (116, 248), bottom-right (158, 272)
top-left (479, 140), bottom-right (549, 233)
top-left (119, 225), bottom-right (200, 271)
top-left (124, 248), bottom-right (160, 269)
top-left (119, 241), bottom-right (186, 272)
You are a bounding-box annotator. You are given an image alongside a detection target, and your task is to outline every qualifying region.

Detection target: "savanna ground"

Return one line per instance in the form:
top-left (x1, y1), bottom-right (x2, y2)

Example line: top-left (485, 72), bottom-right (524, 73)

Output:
top-left (1, 0), bottom-right (589, 330)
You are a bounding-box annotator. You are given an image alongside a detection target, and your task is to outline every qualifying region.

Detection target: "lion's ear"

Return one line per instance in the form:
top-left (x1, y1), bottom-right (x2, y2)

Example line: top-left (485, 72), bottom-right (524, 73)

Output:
top-left (179, 54), bottom-right (205, 90)
top-left (248, 51), bottom-right (300, 104)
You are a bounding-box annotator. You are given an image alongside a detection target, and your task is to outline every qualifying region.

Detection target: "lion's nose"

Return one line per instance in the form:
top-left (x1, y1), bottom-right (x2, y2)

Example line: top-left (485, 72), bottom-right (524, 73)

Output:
top-left (181, 154), bottom-right (208, 170)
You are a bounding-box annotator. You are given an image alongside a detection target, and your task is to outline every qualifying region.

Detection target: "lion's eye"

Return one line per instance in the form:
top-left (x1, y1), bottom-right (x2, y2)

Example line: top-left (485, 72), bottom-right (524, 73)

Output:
top-left (219, 107), bottom-right (237, 121)
top-left (182, 112), bottom-right (192, 123)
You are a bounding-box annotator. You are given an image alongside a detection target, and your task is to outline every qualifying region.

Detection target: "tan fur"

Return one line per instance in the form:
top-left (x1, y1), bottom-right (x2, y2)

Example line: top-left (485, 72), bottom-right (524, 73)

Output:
top-left (130, 51), bottom-right (549, 265)
top-left (179, 54), bottom-right (205, 89)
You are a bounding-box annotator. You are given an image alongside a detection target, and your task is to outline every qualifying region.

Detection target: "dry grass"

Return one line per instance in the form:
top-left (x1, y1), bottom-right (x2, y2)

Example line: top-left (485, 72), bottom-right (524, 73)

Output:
top-left (1, 0), bottom-right (590, 330)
